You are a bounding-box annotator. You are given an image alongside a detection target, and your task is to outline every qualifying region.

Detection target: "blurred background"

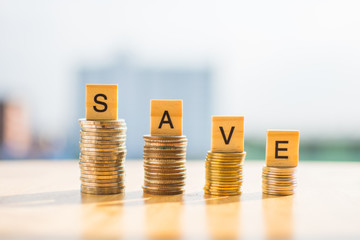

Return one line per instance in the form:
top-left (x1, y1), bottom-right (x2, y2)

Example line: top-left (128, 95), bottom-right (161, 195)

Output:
top-left (0, 0), bottom-right (359, 161)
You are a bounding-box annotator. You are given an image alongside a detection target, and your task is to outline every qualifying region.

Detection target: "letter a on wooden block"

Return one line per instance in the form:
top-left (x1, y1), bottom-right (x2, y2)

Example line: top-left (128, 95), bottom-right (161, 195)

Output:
top-left (266, 130), bottom-right (300, 167)
top-left (150, 100), bottom-right (183, 136)
top-left (86, 84), bottom-right (118, 120)
top-left (211, 116), bottom-right (244, 152)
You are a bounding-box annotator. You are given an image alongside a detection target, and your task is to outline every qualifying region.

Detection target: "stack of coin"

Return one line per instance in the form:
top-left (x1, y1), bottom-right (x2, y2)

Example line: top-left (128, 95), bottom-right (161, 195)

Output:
top-left (79, 119), bottom-right (127, 195)
top-left (142, 135), bottom-right (187, 195)
top-left (204, 152), bottom-right (246, 196)
top-left (262, 166), bottom-right (296, 196)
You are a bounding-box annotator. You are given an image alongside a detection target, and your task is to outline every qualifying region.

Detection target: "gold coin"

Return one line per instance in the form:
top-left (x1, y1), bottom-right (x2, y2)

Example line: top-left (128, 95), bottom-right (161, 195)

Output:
top-left (207, 154), bottom-right (245, 159)
top-left (144, 183), bottom-right (185, 189)
top-left (79, 118), bottom-right (125, 125)
top-left (204, 190), bottom-right (241, 196)
top-left (144, 178), bottom-right (185, 184)
top-left (81, 181), bottom-right (124, 188)
top-left (207, 157), bottom-right (245, 162)
top-left (80, 177), bottom-right (123, 183)
top-left (80, 146), bottom-right (126, 152)
top-left (144, 175), bottom-right (185, 181)
top-left (79, 143), bottom-right (124, 148)
top-left (143, 158), bottom-right (186, 164)
top-left (205, 185), bottom-right (241, 190)
top-left (80, 123), bottom-right (126, 129)
top-left (263, 175), bottom-right (294, 179)
top-left (143, 149), bottom-right (186, 154)
top-left (205, 162), bottom-right (243, 167)
top-left (80, 151), bottom-right (126, 157)
top-left (81, 185), bottom-right (124, 195)
top-left (263, 179), bottom-right (296, 185)
top-left (205, 165), bottom-right (243, 171)
top-left (263, 166), bottom-right (296, 173)
top-left (204, 187), bottom-right (241, 192)
top-left (143, 152), bottom-right (186, 157)
top-left (263, 190), bottom-right (294, 196)
top-left (80, 135), bottom-right (126, 141)
top-left (143, 164), bottom-right (186, 169)
top-left (143, 168), bottom-right (186, 173)
top-left (205, 184), bottom-right (241, 189)
top-left (80, 152), bottom-right (126, 159)
top-left (207, 151), bottom-right (246, 156)
top-left (143, 135), bottom-right (187, 140)
top-left (144, 161), bottom-right (185, 166)
top-left (81, 127), bottom-right (127, 133)
top-left (79, 123), bottom-right (126, 128)
top-left (143, 184), bottom-right (184, 190)
top-left (144, 165), bottom-right (186, 171)
top-left (204, 150), bottom-right (245, 196)
top-left (206, 176), bottom-right (242, 181)
top-left (81, 173), bottom-right (124, 179)
top-left (79, 161), bottom-right (123, 167)
top-left (81, 169), bottom-right (124, 175)
top-left (79, 159), bottom-right (124, 164)
top-left (145, 171), bottom-right (185, 176)
top-left (80, 131), bottom-right (126, 137)
top-left (144, 142), bottom-right (187, 147)
top-left (80, 139), bottom-right (126, 145)
top-left (142, 188), bottom-right (184, 195)
top-left (262, 185), bottom-right (295, 190)
top-left (79, 165), bottom-right (122, 171)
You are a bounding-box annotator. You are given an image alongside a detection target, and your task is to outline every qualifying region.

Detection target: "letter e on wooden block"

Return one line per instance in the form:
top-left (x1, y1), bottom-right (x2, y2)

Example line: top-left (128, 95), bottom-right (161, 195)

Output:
top-left (266, 130), bottom-right (300, 167)
top-left (150, 100), bottom-right (183, 136)
top-left (86, 84), bottom-right (118, 120)
top-left (211, 116), bottom-right (244, 152)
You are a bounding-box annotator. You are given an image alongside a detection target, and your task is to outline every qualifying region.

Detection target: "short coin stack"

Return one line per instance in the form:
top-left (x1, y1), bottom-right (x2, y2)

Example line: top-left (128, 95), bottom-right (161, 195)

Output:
top-left (142, 135), bottom-right (187, 195)
top-left (79, 119), bottom-right (127, 195)
top-left (262, 166), bottom-right (296, 196)
top-left (204, 152), bottom-right (246, 196)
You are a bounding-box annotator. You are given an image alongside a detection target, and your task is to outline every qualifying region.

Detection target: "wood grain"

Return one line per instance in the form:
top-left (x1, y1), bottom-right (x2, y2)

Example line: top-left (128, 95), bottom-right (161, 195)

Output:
top-left (0, 160), bottom-right (359, 240)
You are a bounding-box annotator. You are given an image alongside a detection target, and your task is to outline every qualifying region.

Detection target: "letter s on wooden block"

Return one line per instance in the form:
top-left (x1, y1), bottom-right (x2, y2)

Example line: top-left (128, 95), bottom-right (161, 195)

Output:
top-left (86, 84), bottom-right (118, 120)
top-left (266, 130), bottom-right (300, 167)
top-left (150, 100), bottom-right (183, 136)
top-left (211, 116), bottom-right (244, 153)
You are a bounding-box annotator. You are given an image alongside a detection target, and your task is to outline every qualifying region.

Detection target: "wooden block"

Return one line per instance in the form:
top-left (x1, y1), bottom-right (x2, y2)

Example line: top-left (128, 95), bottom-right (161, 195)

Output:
top-left (211, 116), bottom-right (244, 153)
top-left (266, 130), bottom-right (300, 167)
top-left (86, 84), bottom-right (118, 120)
top-left (150, 100), bottom-right (183, 136)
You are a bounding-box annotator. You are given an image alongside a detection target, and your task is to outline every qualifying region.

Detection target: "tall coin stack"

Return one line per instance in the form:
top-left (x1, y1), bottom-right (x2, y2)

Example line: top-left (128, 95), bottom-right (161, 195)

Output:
top-left (79, 119), bottom-right (127, 195)
top-left (262, 167), bottom-right (296, 196)
top-left (204, 152), bottom-right (246, 196)
top-left (142, 135), bottom-right (187, 195)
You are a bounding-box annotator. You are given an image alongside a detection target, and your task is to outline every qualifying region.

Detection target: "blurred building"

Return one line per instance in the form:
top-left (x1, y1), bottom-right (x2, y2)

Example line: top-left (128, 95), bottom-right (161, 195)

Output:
top-left (76, 55), bottom-right (213, 159)
top-left (0, 100), bottom-right (32, 159)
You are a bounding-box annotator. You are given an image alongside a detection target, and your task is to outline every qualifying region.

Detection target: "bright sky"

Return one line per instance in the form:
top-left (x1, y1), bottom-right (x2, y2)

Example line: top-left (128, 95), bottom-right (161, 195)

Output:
top-left (0, 0), bottom-right (359, 139)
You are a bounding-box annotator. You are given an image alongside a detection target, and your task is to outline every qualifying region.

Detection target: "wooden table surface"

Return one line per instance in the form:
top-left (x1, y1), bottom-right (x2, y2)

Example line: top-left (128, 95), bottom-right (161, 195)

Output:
top-left (0, 160), bottom-right (359, 240)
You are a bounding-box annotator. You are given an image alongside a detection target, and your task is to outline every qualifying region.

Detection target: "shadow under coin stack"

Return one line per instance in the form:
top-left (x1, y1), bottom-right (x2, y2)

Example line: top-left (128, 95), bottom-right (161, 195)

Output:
top-left (204, 152), bottom-right (246, 196)
top-left (79, 119), bottom-right (127, 195)
top-left (142, 135), bottom-right (187, 195)
top-left (262, 167), bottom-right (296, 196)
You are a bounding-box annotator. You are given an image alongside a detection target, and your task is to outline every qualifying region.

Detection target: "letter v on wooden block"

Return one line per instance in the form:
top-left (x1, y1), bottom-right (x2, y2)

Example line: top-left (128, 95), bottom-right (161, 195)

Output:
top-left (211, 116), bottom-right (244, 153)
top-left (150, 100), bottom-right (183, 136)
